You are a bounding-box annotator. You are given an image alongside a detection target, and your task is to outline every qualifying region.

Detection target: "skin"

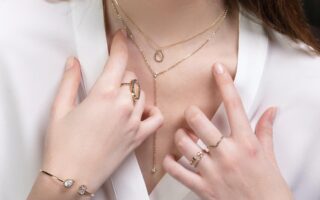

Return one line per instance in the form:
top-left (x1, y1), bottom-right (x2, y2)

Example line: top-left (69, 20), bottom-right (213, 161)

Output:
top-left (163, 64), bottom-right (293, 200)
top-left (27, 0), bottom-right (293, 199)
top-left (105, 0), bottom-right (238, 192)
top-left (27, 32), bottom-right (164, 199)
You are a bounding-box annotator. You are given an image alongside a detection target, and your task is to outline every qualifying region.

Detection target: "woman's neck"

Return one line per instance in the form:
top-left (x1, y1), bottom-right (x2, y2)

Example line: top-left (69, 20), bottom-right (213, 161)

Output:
top-left (113, 0), bottom-right (227, 45)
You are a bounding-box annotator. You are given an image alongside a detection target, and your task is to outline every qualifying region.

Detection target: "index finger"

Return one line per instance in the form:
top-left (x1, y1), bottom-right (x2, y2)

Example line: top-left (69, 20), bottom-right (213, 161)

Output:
top-left (212, 63), bottom-right (251, 135)
top-left (97, 30), bottom-right (129, 89)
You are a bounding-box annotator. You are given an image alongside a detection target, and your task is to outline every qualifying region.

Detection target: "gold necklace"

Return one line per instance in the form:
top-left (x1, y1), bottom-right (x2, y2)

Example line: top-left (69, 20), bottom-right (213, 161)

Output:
top-left (113, 0), bottom-right (227, 63)
top-left (110, 0), bottom-right (228, 174)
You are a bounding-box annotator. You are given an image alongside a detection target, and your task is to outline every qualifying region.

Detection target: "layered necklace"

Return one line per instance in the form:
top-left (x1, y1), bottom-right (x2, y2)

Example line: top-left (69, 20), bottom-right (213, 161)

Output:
top-left (110, 0), bottom-right (228, 175)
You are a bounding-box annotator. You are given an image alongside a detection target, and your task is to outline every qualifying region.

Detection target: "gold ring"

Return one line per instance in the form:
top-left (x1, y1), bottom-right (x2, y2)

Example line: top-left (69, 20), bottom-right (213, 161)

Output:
top-left (121, 79), bottom-right (141, 105)
top-left (190, 151), bottom-right (205, 168)
top-left (207, 135), bottom-right (225, 150)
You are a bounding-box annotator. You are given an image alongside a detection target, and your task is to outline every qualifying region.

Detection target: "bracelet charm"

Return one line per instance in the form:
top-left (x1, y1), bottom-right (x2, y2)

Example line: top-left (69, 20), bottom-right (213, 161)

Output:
top-left (63, 179), bottom-right (74, 188)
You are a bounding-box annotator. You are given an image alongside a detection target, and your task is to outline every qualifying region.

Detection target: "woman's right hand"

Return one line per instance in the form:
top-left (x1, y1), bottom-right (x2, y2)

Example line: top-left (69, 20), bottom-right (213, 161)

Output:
top-left (41, 31), bottom-right (163, 194)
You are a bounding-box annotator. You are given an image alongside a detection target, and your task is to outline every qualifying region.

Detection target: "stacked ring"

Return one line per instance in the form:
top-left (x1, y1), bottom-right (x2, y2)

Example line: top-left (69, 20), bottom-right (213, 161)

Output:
top-left (120, 79), bottom-right (141, 105)
top-left (207, 135), bottom-right (225, 150)
top-left (189, 135), bottom-right (225, 168)
top-left (190, 151), bottom-right (205, 168)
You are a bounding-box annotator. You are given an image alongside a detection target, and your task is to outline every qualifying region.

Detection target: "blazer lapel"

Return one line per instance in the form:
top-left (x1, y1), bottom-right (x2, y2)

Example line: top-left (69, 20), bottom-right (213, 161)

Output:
top-left (71, 0), bottom-right (149, 199)
top-left (70, 0), bottom-right (108, 94)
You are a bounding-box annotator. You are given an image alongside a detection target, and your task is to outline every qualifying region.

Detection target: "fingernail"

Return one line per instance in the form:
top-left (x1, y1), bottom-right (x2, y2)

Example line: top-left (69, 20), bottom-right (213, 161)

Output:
top-left (269, 107), bottom-right (278, 125)
top-left (65, 57), bottom-right (75, 70)
top-left (214, 63), bottom-right (224, 75)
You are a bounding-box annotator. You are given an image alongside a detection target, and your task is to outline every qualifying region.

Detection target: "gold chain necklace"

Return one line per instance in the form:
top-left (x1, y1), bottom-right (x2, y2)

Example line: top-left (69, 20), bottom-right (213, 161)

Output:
top-left (110, 0), bottom-right (228, 175)
top-left (113, 0), bottom-right (227, 63)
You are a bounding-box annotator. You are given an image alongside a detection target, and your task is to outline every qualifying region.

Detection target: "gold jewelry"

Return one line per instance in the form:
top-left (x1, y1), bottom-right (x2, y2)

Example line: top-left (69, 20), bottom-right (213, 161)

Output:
top-left (40, 170), bottom-right (95, 197)
top-left (120, 79), bottom-right (141, 105)
top-left (190, 151), bottom-right (205, 168)
top-left (207, 135), bottom-right (225, 150)
top-left (111, 0), bottom-right (228, 175)
top-left (113, 0), bottom-right (227, 63)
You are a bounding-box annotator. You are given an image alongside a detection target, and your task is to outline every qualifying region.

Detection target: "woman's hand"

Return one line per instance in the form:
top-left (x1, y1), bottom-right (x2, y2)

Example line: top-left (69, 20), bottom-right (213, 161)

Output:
top-left (163, 63), bottom-right (293, 200)
top-left (29, 31), bottom-right (163, 199)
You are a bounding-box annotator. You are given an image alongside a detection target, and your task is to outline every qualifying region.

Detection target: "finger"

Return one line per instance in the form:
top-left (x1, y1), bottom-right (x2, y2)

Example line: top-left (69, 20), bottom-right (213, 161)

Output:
top-left (255, 107), bottom-right (278, 166)
top-left (212, 63), bottom-right (251, 135)
top-left (130, 90), bottom-right (146, 122)
top-left (135, 106), bottom-right (164, 145)
top-left (185, 129), bottom-right (199, 143)
top-left (174, 129), bottom-right (211, 171)
top-left (185, 105), bottom-right (223, 145)
top-left (163, 154), bottom-right (205, 195)
top-left (51, 57), bottom-right (81, 120)
top-left (97, 30), bottom-right (128, 90)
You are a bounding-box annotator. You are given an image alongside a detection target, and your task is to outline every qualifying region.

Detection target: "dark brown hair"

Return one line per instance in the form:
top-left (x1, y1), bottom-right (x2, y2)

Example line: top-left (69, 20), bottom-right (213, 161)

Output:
top-left (227, 0), bottom-right (320, 54)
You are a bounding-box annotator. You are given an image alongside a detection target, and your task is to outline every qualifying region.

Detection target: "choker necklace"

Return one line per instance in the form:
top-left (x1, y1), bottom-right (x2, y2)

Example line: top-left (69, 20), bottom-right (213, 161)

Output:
top-left (112, 0), bottom-right (227, 63)
top-left (111, 0), bottom-right (228, 175)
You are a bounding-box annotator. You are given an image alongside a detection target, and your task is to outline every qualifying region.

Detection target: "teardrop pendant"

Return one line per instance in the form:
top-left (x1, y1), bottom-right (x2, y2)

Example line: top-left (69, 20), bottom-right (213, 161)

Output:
top-left (151, 167), bottom-right (157, 174)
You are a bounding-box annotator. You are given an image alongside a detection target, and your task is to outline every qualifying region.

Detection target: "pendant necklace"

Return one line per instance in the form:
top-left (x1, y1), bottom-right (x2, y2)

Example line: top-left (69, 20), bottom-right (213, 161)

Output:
top-left (112, 0), bottom-right (228, 64)
top-left (111, 0), bottom-right (228, 175)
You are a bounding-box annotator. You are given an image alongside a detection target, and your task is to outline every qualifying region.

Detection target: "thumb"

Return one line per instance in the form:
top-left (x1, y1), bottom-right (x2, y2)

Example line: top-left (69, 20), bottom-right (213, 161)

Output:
top-left (255, 107), bottom-right (278, 166)
top-left (51, 57), bottom-right (82, 120)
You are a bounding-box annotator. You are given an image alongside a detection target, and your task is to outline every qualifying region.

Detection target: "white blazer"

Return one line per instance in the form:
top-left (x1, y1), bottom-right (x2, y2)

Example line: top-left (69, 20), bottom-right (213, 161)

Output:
top-left (1, 0), bottom-right (320, 199)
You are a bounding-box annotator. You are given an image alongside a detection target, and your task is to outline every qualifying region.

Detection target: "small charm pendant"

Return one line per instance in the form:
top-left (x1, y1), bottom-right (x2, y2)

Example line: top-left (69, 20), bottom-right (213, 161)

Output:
top-left (151, 167), bottom-right (157, 174)
top-left (153, 73), bottom-right (158, 79)
top-left (78, 185), bottom-right (87, 196)
top-left (154, 50), bottom-right (164, 63)
top-left (63, 179), bottom-right (74, 188)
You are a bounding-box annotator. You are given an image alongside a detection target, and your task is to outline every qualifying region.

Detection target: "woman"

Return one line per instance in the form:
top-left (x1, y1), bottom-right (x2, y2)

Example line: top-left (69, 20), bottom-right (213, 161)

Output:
top-left (0, 0), bottom-right (320, 199)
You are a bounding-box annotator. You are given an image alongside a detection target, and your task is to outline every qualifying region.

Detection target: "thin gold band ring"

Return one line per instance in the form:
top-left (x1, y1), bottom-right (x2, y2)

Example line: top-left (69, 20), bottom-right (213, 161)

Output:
top-left (120, 79), bottom-right (141, 105)
top-left (207, 135), bottom-right (225, 150)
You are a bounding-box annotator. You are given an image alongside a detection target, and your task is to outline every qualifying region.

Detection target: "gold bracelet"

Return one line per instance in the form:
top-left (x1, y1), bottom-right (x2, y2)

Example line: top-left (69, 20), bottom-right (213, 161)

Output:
top-left (40, 170), bottom-right (95, 197)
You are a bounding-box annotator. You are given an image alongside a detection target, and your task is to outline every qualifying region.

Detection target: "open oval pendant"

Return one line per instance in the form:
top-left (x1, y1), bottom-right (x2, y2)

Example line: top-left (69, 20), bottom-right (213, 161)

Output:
top-left (154, 50), bottom-right (164, 63)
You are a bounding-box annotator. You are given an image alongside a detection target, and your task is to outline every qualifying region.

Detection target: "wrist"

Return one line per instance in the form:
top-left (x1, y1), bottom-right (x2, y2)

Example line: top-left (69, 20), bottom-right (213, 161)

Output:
top-left (41, 157), bottom-right (103, 194)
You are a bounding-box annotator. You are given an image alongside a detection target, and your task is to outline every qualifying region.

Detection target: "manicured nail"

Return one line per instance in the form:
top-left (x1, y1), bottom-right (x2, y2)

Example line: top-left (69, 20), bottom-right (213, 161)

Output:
top-left (65, 57), bottom-right (75, 70)
top-left (214, 63), bottom-right (224, 75)
top-left (269, 107), bottom-right (278, 125)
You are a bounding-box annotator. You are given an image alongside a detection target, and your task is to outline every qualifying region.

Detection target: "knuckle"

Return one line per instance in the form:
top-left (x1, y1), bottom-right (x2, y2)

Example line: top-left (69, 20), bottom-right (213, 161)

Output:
top-left (203, 188), bottom-right (217, 200)
top-left (118, 99), bottom-right (134, 114)
top-left (225, 96), bottom-right (242, 110)
top-left (189, 113), bottom-right (203, 125)
top-left (219, 73), bottom-right (233, 85)
top-left (97, 87), bottom-right (118, 100)
top-left (175, 135), bottom-right (187, 150)
top-left (242, 138), bottom-right (260, 158)
top-left (221, 144), bottom-right (239, 170)
top-left (132, 134), bottom-right (143, 147)
top-left (129, 120), bottom-right (140, 132)
top-left (124, 71), bottom-right (137, 79)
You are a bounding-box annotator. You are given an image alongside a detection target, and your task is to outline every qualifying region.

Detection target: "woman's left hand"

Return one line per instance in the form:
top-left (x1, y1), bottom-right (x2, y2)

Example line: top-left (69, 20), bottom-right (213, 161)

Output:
top-left (163, 63), bottom-right (293, 200)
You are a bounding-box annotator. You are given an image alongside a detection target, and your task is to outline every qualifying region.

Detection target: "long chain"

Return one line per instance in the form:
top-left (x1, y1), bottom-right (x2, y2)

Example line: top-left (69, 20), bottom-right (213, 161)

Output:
top-left (113, 0), bottom-right (227, 63)
top-left (110, 0), bottom-right (228, 175)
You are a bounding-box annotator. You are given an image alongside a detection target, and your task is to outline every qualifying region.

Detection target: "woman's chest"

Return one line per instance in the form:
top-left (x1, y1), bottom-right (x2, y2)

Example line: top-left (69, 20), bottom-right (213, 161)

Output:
top-left (125, 41), bottom-right (237, 192)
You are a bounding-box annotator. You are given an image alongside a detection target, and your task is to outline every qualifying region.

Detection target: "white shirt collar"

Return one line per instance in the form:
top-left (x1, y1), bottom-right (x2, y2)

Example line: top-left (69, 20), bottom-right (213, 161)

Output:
top-left (70, 1), bottom-right (269, 199)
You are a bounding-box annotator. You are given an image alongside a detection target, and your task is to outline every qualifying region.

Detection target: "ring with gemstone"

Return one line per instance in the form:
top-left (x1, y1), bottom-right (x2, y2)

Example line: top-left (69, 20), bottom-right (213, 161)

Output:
top-left (120, 79), bottom-right (141, 105)
top-left (190, 151), bottom-right (205, 168)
